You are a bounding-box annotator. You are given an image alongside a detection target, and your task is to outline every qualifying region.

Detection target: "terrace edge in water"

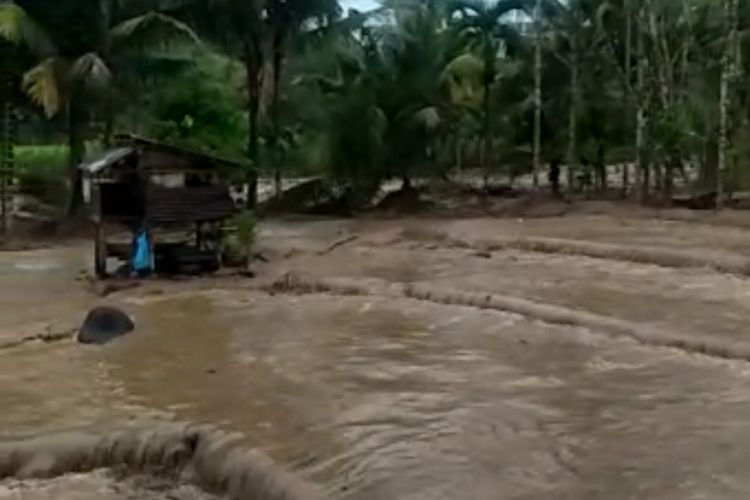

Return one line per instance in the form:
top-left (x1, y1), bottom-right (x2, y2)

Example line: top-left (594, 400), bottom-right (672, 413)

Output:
top-left (0, 421), bottom-right (319, 500)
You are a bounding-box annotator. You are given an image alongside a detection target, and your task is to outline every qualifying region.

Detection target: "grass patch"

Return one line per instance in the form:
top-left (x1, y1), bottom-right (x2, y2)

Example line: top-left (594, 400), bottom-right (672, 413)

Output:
top-left (15, 145), bottom-right (69, 207)
top-left (16, 145), bottom-right (69, 172)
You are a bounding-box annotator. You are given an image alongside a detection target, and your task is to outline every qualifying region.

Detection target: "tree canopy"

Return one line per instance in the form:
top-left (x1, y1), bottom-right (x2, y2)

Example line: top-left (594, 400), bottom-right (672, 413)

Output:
top-left (1, 0), bottom-right (748, 211)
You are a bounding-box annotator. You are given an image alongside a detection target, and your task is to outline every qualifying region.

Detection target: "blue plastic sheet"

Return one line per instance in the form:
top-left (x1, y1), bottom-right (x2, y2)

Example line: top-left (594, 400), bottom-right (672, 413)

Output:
top-left (132, 230), bottom-right (151, 272)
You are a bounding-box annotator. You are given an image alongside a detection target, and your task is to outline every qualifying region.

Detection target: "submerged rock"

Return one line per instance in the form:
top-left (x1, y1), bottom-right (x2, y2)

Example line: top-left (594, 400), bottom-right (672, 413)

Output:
top-left (77, 306), bottom-right (134, 345)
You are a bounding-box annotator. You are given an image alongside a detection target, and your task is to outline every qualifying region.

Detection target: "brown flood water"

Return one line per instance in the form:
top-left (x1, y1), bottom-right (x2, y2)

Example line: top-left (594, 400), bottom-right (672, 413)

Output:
top-left (84, 292), bottom-right (750, 499)
top-left (5, 215), bottom-right (750, 498)
top-left (0, 471), bottom-right (218, 500)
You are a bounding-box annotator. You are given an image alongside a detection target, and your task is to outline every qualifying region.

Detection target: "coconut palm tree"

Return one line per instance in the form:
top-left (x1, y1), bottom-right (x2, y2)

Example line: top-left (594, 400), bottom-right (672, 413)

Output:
top-left (265, 0), bottom-right (340, 198)
top-left (0, 0), bottom-right (198, 214)
top-left (298, 0), bottom-right (452, 197)
top-left (448, 0), bottom-right (527, 176)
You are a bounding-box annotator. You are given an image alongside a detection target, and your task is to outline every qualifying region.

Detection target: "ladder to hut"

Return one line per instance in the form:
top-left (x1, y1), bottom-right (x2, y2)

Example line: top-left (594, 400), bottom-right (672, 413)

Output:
top-left (0, 97), bottom-right (17, 235)
top-left (0, 36), bottom-right (18, 235)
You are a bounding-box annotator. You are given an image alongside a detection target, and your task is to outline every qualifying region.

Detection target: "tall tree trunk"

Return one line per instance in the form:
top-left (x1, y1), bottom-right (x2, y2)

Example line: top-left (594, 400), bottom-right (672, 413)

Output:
top-left (645, 0), bottom-right (672, 201)
top-left (731, 5), bottom-right (744, 199)
top-left (717, 0), bottom-right (738, 209)
top-left (623, 0), bottom-right (632, 195)
top-left (66, 94), bottom-right (86, 217)
top-left (482, 76), bottom-right (491, 179)
top-left (245, 48), bottom-right (262, 209)
top-left (653, 163), bottom-right (663, 193)
top-left (271, 31), bottom-right (284, 200)
top-left (455, 131), bottom-right (463, 175)
top-left (481, 35), bottom-right (493, 182)
top-left (100, 0), bottom-right (113, 148)
top-left (566, 46), bottom-right (578, 193)
top-left (664, 160), bottom-right (674, 201)
top-left (636, 12), bottom-right (648, 202)
top-left (532, 0), bottom-right (542, 189)
top-left (103, 93), bottom-right (115, 148)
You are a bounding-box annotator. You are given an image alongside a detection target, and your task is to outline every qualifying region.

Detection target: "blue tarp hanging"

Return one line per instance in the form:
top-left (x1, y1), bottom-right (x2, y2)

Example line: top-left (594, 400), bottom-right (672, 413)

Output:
top-left (132, 229), bottom-right (151, 272)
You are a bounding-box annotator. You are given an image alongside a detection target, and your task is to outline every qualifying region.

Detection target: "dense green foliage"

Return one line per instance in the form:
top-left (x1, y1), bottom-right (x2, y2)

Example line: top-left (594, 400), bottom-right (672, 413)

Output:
top-left (15, 145), bottom-right (67, 205)
top-left (1, 0), bottom-right (749, 211)
top-left (143, 52), bottom-right (248, 157)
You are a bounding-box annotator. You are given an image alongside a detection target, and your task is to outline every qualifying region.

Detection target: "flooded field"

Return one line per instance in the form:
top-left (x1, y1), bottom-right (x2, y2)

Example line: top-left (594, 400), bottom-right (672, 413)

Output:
top-left (4, 212), bottom-right (750, 498)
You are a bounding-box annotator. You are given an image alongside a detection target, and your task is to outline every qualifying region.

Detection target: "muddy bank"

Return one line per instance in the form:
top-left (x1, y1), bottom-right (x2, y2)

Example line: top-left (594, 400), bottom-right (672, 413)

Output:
top-left (0, 423), bottom-right (318, 500)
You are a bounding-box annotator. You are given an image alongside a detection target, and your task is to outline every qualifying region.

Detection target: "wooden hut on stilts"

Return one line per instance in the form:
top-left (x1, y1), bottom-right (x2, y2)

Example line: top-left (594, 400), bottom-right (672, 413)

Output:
top-left (79, 134), bottom-right (246, 278)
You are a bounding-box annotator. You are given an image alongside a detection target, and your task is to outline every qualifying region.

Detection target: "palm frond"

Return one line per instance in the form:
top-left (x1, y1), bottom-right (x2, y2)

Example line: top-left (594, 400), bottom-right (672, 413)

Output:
top-left (442, 52), bottom-right (484, 104)
top-left (370, 106), bottom-right (388, 139)
top-left (110, 12), bottom-right (200, 52)
top-left (71, 53), bottom-right (113, 89)
top-left (295, 73), bottom-right (345, 93)
top-left (115, 52), bottom-right (196, 81)
top-left (447, 0), bottom-right (485, 17)
top-left (445, 51), bottom-right (485, 76)
top-left (22, 58), bottom-right (62, 117)
top-left (0, 2), bottom-right (54, 55)
top-left (489, 0), bottom-right (535, 18)
top-left (411, 105), bottom-right (442, 130)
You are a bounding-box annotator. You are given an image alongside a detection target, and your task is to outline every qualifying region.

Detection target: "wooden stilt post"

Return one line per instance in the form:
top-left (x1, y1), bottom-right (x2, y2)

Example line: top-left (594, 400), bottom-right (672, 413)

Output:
top-left (95, 222), bottom-right (105, 277)
top-left (92, 181), bottom-right (106, 277)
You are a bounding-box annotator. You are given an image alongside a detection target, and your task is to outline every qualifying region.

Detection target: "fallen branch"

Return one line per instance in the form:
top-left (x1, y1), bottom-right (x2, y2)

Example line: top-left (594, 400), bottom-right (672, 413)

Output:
top-left (317, 235), bottom-right (359, 255)
top-left (0, 328), bottom-right (76, 351)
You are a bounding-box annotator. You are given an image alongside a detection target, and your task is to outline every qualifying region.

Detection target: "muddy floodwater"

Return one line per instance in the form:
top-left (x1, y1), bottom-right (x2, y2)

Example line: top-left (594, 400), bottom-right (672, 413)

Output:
top-left (0, 471), bottom-right (218, 500)
top-left (5, 212), bottom-right (750, 498)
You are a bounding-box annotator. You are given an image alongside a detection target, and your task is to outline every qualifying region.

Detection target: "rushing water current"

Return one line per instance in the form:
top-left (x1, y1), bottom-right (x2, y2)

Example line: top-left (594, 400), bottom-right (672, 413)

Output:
top-left (3, 292), bottom-right (742, 499)
top-left (6, 217), bottom-right (750, 499)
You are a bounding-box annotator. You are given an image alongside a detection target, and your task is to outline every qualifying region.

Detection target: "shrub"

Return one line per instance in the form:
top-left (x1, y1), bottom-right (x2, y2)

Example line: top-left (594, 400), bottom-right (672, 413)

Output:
top-left (224, 210), bottom-right (257, 268)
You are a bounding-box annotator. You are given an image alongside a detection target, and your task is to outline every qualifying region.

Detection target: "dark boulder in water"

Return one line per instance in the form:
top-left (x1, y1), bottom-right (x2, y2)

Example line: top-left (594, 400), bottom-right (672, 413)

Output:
top-left (78, 306), bottom-right (134, 345)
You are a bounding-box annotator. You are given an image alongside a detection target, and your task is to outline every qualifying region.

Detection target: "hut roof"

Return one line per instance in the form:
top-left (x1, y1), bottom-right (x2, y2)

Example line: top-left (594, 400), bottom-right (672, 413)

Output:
top-left (79, 147), bottom-right (137, 175)
top-left (79, 134), bottom-right (250, 175)
top-left (115, 134), bottom-right (250, 170)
